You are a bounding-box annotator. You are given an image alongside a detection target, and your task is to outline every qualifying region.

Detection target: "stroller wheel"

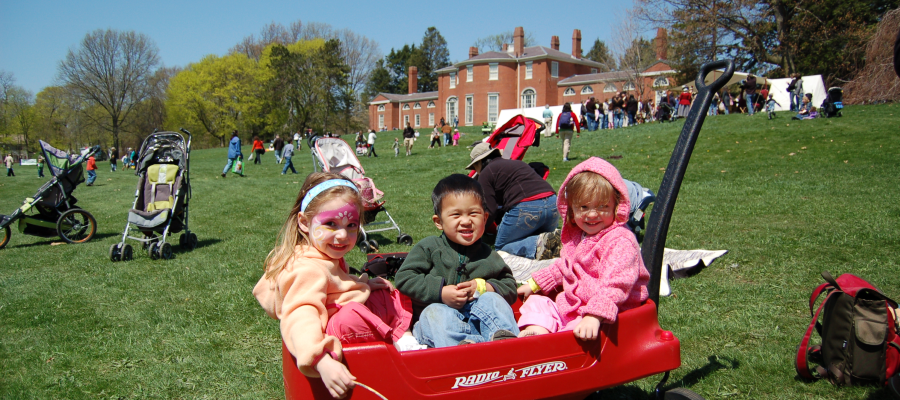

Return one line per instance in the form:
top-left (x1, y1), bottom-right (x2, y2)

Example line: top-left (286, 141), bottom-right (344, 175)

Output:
top-left (122, 244), bottom-right (133, 261)
top-left (57, 209), bottom-right (97, 244)
top-left (179, 233), bottom-right (187, 247)
top-left (159, 243), bottom-right (173, 260)
top-left (358, 240), bottom-right (371, 253)
top-left (367, 239), bottom-right (379, 252)
top-left (109, 243), bottom-right (122, 262)
top-left (149, 242), bottom-right (160, 260)
top-left (0, 225), bottom-right (10, 250)
top-left (189, 233), bottom-right (198, 250)
top-left (397, 233), bottom-right (413, 246)
top-left (664, 388), bottom-right (705, 400)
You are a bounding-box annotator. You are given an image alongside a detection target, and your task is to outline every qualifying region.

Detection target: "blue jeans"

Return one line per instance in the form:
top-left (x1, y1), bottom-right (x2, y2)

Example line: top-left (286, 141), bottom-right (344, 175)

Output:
top-left (110, 162), bottom-right (117, 172)
top-left (281, 156), bottom-right (297, 174)
top-left (274, 149), bottom-right (283, 163)
top-left (495, 195), bottom-right (558, 258)
top-left (790, 93), bottom-right (801, 111)
top-left (746, 94), bottom-right (755, 115)
top-left (223, 158), bottom-right (243, 175)
top-left (613, 111), bottom-right (623, 128)
top-left (600, 114), bottom-right (608, 129)
top-left (586, 113), bottom-right (597, 131)
top-left (413, 292), bottom-right (519, 348)
top-left (627, 111), bottom-right (636, 125)
top-left (87, 170), bottom-right (96, 185)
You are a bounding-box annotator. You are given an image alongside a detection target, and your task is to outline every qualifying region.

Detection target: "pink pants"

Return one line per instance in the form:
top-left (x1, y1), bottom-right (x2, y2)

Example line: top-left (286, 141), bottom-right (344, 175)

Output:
top-left (325, 289), bottom-right (412, 344)
top-left (516, 294), bottom-right (582, 333)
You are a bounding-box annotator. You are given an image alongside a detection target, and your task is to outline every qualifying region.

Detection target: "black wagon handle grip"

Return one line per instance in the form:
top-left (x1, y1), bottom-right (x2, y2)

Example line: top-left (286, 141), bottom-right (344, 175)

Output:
top-left (642, 59), bottom-right (735, 307)
top-left (696, 60), bottom-right (735, 94)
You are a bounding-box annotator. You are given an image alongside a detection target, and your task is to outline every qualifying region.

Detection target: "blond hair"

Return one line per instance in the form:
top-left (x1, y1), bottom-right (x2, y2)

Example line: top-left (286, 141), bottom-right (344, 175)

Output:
top-left (264, 172), bottom-right (363, 279)
top-left (564, 171), bottom-right (621, 226)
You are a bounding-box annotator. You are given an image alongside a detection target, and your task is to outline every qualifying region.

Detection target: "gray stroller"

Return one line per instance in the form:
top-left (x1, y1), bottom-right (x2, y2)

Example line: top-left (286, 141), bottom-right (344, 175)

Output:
top-left (109, 129), bottom-right (196, 261)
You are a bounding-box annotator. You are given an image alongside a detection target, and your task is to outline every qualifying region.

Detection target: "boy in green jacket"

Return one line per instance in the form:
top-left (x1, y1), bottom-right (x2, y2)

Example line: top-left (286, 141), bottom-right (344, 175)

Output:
top-left (396, 174), bottom-right (519, 348)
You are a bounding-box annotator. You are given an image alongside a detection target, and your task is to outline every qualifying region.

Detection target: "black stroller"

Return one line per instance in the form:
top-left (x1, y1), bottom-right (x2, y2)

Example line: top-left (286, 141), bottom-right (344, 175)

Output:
top-left (109, 129), bottom-right (195, 261)
top-left (820, 87), bottom-right (844, 118)
top-left (656, 102), bottom-right (676, 122)
top-left (0, 141), bottom-right (99, 249)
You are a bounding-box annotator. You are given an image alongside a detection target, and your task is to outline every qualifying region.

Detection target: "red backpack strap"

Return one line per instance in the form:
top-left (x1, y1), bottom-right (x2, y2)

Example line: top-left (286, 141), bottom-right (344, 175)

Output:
top-left (797, 291), bottom-right (836, 380)
top-left (809, 281), bottom-right (831, 315)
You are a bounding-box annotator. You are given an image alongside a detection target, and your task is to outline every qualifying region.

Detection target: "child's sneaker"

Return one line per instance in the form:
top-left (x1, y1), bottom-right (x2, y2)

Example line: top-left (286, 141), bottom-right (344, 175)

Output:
top-left (490, 329), bottom-right (517, 341)
top-left (458, 339), bottom-right (476, 345)
top-left (394, 335), bottom-right (427, 351)
top-left (535, 231), bottom-right (562, 260)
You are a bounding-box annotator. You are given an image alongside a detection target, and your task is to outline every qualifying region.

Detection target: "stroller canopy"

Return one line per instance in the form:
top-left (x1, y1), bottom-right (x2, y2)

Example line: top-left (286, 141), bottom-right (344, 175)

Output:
top-left (39, 140), bottom-right (91, 177)
top-left (485, 115), bottom-right (543, 161)
top-left (314, 138), bottom-right (365, 180)
top-left (135, 132), bottom-right (187, 175)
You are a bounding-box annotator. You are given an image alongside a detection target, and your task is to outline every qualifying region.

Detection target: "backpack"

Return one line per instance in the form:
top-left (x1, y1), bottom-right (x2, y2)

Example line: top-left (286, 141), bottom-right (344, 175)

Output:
top-left (796, 271), bottom-right (900, 386)
top-left (558, 112), bottom-right (574, 129)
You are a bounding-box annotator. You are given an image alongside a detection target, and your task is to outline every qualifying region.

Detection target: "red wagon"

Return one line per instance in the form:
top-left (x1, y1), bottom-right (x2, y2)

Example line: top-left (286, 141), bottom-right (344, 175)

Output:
top-left (279, 60), bottom-right (736, 400)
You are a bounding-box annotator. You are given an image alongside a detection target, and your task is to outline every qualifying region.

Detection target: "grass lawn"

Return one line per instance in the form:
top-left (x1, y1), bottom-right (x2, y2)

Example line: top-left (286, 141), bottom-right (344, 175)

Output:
top-left (1, 104), bottom-right (899, 399)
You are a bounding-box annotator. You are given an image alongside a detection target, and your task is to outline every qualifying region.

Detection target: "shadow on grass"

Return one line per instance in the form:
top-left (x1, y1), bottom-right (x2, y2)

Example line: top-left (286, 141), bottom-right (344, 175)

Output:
top-left (6, 232), bottom-right (120, 249)
top-left (172, 237), bottom-right (221, 254)
top-left (588, 355), bottom-right (738, 399)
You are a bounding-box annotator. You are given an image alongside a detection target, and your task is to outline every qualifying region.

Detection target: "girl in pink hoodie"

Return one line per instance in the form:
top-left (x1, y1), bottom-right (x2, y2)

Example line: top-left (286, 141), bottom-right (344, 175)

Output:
top-left (516, 157), bottom-right (650, 340)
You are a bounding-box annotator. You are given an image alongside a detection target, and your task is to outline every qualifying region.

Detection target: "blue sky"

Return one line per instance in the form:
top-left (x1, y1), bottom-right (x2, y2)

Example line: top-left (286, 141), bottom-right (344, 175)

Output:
top-left (1, 0), bottom-right (638, 95)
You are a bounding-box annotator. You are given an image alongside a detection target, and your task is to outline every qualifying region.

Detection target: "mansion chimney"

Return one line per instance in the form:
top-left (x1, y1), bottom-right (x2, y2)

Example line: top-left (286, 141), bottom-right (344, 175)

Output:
top-left (502, 43), bottom-right (509, 52)
top-left (572, 29), bottom-right (582, 58)
top-left (551, 36), bottom-right (559, 51)
top-left (408, 66), bottom-right (418, 94)
top-left (513, 27), bottom-right (524, 57)
top-left (655, 28), bottom-right (669, 60)
top-left (469, 46), bottom-right (479, 59)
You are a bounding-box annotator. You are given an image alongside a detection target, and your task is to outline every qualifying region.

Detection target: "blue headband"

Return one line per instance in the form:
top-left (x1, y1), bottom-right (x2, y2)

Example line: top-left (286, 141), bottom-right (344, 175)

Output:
top-left (300, 180), bottom-right (359, 212)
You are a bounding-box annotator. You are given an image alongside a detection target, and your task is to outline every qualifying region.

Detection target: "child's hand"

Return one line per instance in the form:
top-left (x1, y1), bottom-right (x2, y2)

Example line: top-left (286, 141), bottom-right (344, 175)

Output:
top-left (456, 280), bottom-right (477, 301)
top-left (573, 315), bottom-right (601, 341)
top-left (367, 276), bottom-right (394, 291)
top-left (517, 284), bottom-right (534, 300)
top-left (315, 354), bottom-right (356, 399)
top-left (441, 285), bottom-right (468, 309)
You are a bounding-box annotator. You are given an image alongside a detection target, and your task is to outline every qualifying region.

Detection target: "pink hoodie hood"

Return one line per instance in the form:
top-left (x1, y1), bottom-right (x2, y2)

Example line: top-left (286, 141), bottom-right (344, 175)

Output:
top-left (557, 157), bottom-right (631, 248)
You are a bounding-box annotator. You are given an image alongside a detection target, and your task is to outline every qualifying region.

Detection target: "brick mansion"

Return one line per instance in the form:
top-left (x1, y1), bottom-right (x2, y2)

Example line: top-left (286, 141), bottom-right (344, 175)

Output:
top-left (368, 27), bottom-right (676, 130)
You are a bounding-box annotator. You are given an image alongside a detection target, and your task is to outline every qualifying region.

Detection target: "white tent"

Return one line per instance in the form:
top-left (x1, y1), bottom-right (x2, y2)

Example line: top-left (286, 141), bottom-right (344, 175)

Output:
top-left (682, 71), bottom-right (826, 112)
top-left (765, 75), bottom-right (827, 111)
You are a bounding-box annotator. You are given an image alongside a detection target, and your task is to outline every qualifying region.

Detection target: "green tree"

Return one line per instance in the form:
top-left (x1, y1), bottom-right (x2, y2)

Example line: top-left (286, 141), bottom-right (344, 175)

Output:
top-left (364, 59), bottom-right (393, 100)
top-left (261, 39), bottom-right (349, 135)
top-left (585, 39), bottom-right (615, 72)
top-left (417, 27), bottom-right (450, 92)
top-left (166, 53), bottom-right (263, 147)
top-left (6, 87), bottom-right (37, 155)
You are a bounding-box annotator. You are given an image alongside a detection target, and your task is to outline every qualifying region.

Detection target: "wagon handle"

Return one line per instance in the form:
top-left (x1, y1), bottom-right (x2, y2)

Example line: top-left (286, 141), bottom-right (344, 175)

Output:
top-left (642, 59), bottom-right (735, 306)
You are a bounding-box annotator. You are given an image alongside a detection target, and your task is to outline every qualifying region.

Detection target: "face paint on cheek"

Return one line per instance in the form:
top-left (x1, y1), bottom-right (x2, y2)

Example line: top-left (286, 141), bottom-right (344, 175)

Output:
top-left (309, 203), bottom-right (360, 249)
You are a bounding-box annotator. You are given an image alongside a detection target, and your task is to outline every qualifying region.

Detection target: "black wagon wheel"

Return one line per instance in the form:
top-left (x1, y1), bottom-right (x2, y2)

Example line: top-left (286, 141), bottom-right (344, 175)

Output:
top-left (367, 239), bottom-right (379, 252)
top-left (397, 233), bottom-right (413, 246)
top-left (664, 388), bottom-right (705, 400)
top-left (56, 209), bottom-right (97, 244)
top-left (0, 226), bottom-right (10, 250)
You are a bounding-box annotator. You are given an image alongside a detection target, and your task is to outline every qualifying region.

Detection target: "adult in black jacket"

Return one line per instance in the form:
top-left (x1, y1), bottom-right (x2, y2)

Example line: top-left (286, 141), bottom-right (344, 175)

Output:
top-left (402, 123), bottom-right (415, 156)
top-left (625, 95), bottom-right (638, 126)
top-left (466, 143), bottom-right (558, 259)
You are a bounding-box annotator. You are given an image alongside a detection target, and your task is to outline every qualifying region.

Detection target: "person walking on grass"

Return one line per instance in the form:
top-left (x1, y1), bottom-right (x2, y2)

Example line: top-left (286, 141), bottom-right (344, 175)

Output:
top-left (542, 105), bottom-right (553, 137)
top-left (273, 134), bottom-right (285, 164)
top-left (367, 129), bottom-right (378, 157)
top-left (555, 103), bottom-right (580, 162)
top-left (744, 74), bottom-right (758, 115)
top-left (5, 154), bottom-right (15, 177)
top-left (37, 156), bottom-right (45, 178)
top-left (109, 147), bottom-right (118, 172)
top-left (403, 123), bottom-right (415, 156)
top-left (281, 138), bottom-right (297, 175)
top-left (86, 153), bottom-right (97, 186)
top-left (252, 136), bottom-right (265, 165)
top-left (392, 137), bottom-right (400, 157)
top-left (222, 130), bottom-right (244, 178)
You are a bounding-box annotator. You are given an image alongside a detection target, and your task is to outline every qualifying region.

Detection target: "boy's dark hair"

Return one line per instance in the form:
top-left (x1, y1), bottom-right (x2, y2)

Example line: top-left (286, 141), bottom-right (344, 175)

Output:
top-left (432, 174), bottom-right (488, 216)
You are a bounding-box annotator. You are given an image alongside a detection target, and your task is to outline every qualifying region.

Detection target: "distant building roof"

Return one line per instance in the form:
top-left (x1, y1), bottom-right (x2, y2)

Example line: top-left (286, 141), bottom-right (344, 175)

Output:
top-left (559, 71), bottom-right (635, 85)
top-left (438, 46), bottom-right (605, 72)
top-left (369, 91), bottom-right (439, 105)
